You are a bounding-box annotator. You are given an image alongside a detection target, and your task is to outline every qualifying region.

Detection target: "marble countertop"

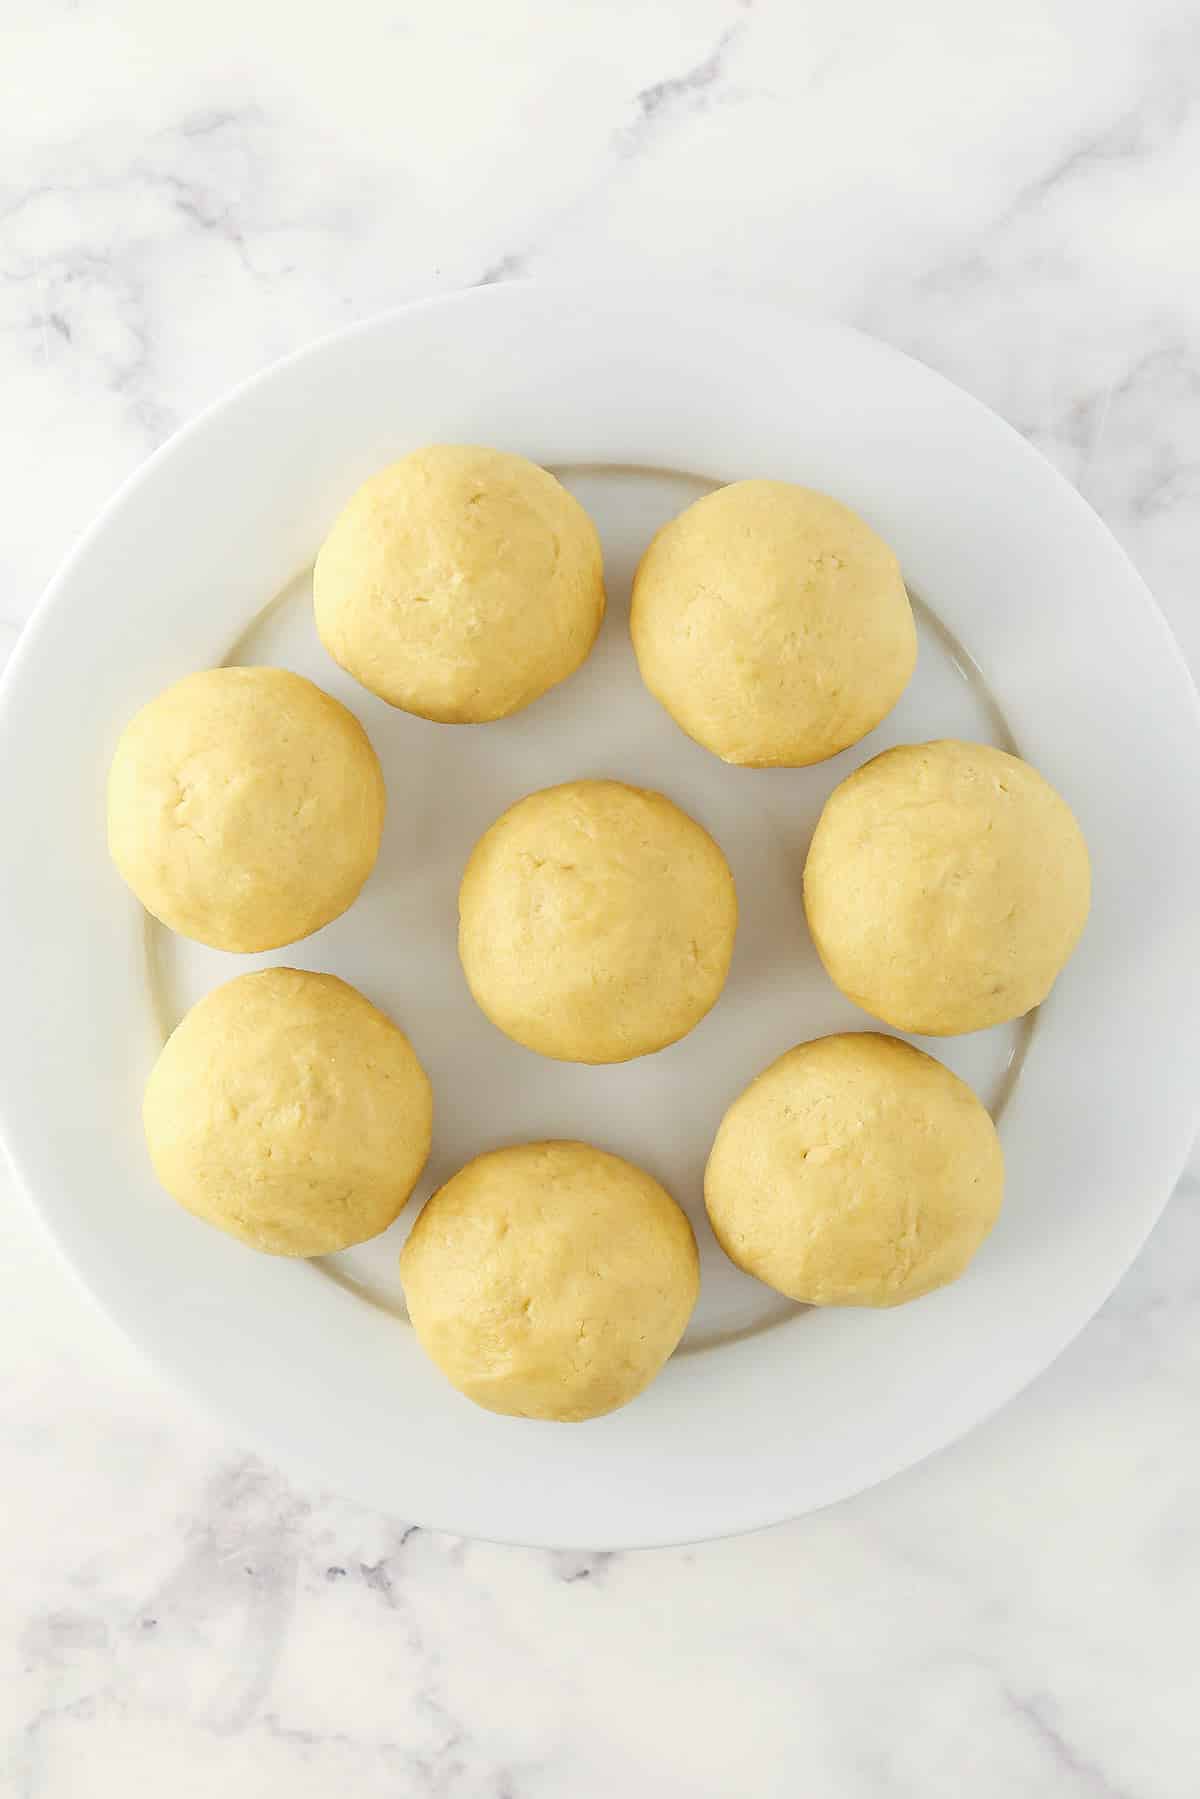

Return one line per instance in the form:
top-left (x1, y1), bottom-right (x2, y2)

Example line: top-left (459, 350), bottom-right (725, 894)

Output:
top-left (4, 3), bottom-right (1200, 1793)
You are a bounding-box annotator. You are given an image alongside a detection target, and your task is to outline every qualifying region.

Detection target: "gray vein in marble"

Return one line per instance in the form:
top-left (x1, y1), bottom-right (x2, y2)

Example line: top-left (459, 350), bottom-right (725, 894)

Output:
top-left (0, 101), bottom-right (383, 463)
top-left (478, 4), bottom-right (754, 288)
top-left (12, 1696), bottom-right (102, 1799)
top-left (476, 249), bottom-right (529, 288)
top-left (1003, 1688), bottom-right (1139, 1799)
top-left (549, 1550), bottom-right (616, 1585)
top-left (138, 1458), bottom-right (304, 1733)
top-left (1003, 26), bottom-right (1199, 231)
top-left (615, 12), bottom-right (751, 159)
top-left (1004, 109), bottom-right (1186, 227)
top-left (909, 25), bottom-right (1199, 323)
top-left (4, 211), bottom-right (172, 448)
top-left (1050, 342), bottom-right (1200, 523)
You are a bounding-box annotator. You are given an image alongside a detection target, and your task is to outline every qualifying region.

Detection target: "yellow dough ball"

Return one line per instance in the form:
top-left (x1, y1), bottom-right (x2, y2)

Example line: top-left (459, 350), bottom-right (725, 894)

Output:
top-left (144, 969), bottom-right (432, 1257)
top-left (705, 1033), bottom-right (1003, 1307)
top-left (804, 740), bottom-right (1091, 1035)
top-left (631, 480), bottom-right (916, 766)
top-left (313, 444), bottom-right (605, 723)
top-left (400, 1141), bottom-right (699, 1421)
top-left (458, 779), bottom-right (737, 1063)
top-left (108, 666), bottom-right (385, 953)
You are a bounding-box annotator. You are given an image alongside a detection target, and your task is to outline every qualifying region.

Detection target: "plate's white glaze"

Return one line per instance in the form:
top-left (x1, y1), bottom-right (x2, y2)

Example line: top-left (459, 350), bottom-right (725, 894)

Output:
top-left (1, 286), bottom-right (1198, 1549)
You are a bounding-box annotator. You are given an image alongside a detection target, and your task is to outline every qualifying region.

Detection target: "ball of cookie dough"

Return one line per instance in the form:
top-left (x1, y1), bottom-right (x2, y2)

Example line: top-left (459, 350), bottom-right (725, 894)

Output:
top-left (804, 739), bottom-right (1091, 1035)
top-left (706, 1033), bottom-right (1003, 1307)
top-left (144, 969), bottom-right (432, 1256)
top-left (631, 480), bottom-right (916, 766)
top-left (313, 444), bottom-right (605, 723)
top-left (108, 666), bottom-right (386, 953)
top-left (400, 1141), bottom-right (699, 1420)
top-left (458, 779), bottom-right (737, 1063)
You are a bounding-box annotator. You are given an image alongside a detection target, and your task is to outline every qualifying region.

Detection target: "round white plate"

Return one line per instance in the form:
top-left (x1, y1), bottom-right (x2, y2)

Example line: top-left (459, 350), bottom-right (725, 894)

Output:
top-left (2, 287), bottom-right (1198, 1549)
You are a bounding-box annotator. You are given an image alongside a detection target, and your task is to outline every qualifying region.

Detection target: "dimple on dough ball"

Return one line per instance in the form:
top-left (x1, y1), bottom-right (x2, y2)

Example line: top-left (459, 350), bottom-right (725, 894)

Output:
top-left (631, 480), bottom-right (916, 766)
top-left (400, 1141), bottom-right (699, 1420)
top-left (804, 739), bottom-right (1091, 1035)
top-left (705, 1033), bottom-right (1003, 1307)
top-left (144, 968), bottom-right (433, 1257)
top-left (458, 779), bottom-right (737, 1063)
top-left (108, 666), bottom-right (386, 953)
top-left (313, 444), bottom-right (605, 723)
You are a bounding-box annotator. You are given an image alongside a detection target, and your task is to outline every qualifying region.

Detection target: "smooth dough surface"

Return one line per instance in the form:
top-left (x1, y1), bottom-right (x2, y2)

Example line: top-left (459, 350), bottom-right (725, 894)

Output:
top-left (804, 739), bottom-right (1091, 1035)
top-left (400, 1141), bottom-right (699, 1420)
top-left (631, 480), bottom-right (916, 766)
top-left (458, 779), bottom-right (738, 1063)
top-left (313, 444), bottom-right (605, 723)
top-left (108, 666), bottom-right (386, 953)
top-left (705, 1033), bottom-right (1003, 1307)
top-left (144, 968), bottom-right (432, 1257)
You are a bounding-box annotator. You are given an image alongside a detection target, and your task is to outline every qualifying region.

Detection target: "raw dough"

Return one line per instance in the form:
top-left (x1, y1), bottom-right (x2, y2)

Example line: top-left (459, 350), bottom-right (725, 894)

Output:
top-left (143, 968), bottom-right (432, 1256)
top-left (804, 739), bottom-right (1091, 1034)
top-left (705, 1033), bottom-right (1004, 1307)
top-left (107, 666), bottom-right (385, 953)
top-left (631, 480), bottom-right (916, 766)
top-left (400, 1141), bottom-right (699, 1420)
top-left (458, 779), bottom-right (737, 1062)
top-left (313, 444), bottom-right (605, 722)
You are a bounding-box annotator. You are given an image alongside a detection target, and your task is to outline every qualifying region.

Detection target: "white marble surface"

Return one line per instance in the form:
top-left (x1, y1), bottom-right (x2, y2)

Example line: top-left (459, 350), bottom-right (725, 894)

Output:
top-left (3, 2), bottom-right (1200, 1792)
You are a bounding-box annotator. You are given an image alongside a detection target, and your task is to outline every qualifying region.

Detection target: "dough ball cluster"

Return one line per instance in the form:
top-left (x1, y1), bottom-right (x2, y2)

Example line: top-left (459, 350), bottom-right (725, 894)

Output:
top-left (631, 480), bottom-right (916, 767)
top-left (314, 444), bottom-right (605, 724)
top-left (108, 666), bottom-right (385, 953)
top-left (400, 1141), bottom-right (699, 1421)
top-left (110, 444), bottom-right (1095, 1430)
top-left (458, 778), bottom-right (738, 1063)
top-left (143, 969), bottom-right (432, 1257)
